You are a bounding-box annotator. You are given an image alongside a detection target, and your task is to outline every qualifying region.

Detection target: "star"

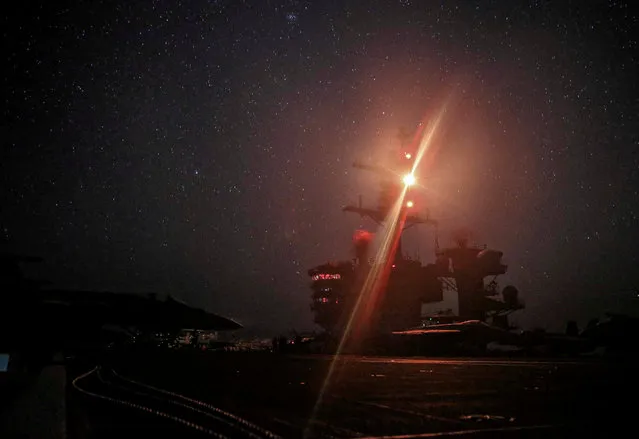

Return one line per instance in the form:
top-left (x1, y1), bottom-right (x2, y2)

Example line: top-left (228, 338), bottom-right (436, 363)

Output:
top-left (1, 1), bottom-right (637, 334)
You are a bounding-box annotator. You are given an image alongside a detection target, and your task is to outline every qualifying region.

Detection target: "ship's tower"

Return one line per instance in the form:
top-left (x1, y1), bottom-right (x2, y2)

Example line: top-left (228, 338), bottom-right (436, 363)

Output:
top-left (307, 125), bottom-right (523, 337)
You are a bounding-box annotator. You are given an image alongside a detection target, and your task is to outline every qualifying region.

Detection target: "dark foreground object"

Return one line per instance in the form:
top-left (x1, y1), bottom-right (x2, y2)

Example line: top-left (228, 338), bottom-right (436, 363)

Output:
top-left (68, 349), bottom-right (635, 438)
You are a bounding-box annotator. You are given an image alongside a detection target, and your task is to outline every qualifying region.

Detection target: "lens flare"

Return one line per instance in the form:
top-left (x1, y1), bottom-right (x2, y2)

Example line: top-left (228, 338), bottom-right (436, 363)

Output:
top-left (403, 173), bottom-right (416, 186)
top-left (304, 99), bottom-right (451, 438)
top-left (303, 191), bottom-right (407, 439)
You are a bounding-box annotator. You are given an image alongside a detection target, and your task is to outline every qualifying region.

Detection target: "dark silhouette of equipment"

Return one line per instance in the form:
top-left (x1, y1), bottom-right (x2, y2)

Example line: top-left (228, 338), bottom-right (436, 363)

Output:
top-left (0, 253), bottom-right (241, 373)
top-left (434, 236), bottom-right (523, 324)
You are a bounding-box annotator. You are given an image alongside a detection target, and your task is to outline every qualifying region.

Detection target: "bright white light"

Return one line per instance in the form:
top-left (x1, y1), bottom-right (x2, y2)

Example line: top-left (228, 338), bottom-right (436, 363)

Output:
top-left (403, 173), bottom-right (416, 186)
top-left (406, 200), bottom-right (414, 208)
top-left (405, 152), bottom-right (412, 159)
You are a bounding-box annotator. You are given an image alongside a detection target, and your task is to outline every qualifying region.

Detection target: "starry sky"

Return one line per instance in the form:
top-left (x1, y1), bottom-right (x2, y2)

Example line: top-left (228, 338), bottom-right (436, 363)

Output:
top-left (2, 1), bottom-right (638, 333)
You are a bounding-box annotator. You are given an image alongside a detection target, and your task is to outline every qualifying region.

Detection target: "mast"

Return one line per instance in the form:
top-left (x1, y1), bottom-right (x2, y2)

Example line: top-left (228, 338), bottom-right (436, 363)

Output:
top-left (339, 128), bottom-right (441, 334)
top-left (342, 129), bottom-right (436, 242)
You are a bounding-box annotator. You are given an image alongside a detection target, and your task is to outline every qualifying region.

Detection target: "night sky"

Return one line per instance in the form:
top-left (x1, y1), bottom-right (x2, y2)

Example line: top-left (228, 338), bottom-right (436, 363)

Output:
top-left (2, 1), bottom-right (638, 334)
